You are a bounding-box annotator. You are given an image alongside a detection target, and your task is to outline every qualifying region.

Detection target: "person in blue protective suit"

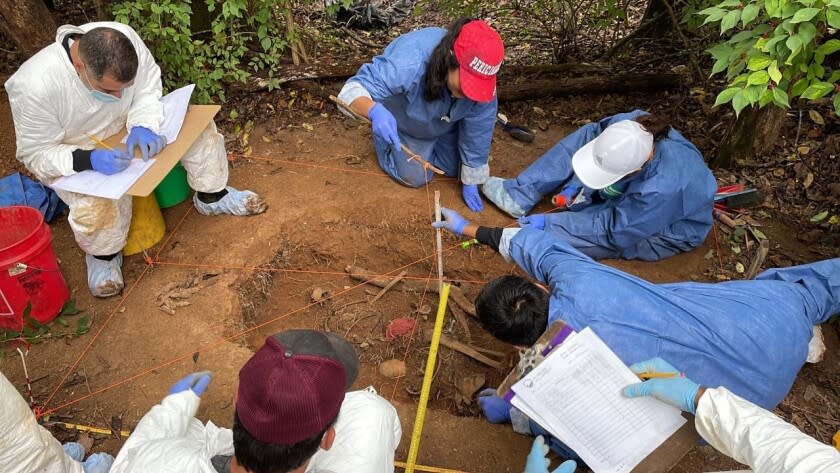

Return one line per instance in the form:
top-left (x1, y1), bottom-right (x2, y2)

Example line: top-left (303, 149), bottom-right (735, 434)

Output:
top-left (481, 111), bottom-right (717, 261)
top-left (431, 211), bottom-right (838, 451)
top-left (337, 18), bottom-right (504, 212)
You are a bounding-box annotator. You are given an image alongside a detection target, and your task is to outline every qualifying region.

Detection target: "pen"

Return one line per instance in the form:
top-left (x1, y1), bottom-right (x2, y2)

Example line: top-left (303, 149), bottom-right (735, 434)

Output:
top-left (86, 134), bottom-right (113, 151)
top-left (637, 371), bottom-right (681, 379)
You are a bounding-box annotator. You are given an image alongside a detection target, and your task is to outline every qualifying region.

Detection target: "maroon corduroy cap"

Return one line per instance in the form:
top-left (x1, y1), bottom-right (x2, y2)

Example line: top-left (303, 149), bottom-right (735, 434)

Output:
top-left (236, 330), bottom-right (359, 445)
top-left (453, 20), bottom-right (504, 103)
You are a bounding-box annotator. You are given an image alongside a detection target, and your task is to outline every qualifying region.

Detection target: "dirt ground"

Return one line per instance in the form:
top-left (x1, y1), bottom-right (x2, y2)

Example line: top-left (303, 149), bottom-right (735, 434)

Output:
top-left (1, 77), bottom-right (839, 473)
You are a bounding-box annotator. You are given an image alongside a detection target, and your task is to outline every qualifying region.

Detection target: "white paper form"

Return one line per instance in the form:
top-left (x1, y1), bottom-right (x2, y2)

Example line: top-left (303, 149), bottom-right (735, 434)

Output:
top-left (52, 84), bottom-right (195, 199)
top-left (511, 328), bottom-right (686, 473)
top-left (158, 83), bottom-right (194, 143)
top-left (120, 83), bottom-right (195, 144)
top-left (50, 159), bottom-right (155, 200)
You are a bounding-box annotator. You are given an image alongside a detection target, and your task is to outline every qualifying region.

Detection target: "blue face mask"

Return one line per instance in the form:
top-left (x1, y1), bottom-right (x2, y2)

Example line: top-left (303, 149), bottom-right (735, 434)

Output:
top-left (82, 67), bottom-right (121, 103)
top-left (90, 89), bottom-right (120, 103)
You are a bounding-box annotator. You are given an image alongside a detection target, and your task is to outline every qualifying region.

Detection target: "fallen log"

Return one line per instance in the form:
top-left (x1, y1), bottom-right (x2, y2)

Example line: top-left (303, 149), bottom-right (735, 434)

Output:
top-left (496, 73), bottom-right (682, 102)
top-left (232, 61), bottom-right (675, 103)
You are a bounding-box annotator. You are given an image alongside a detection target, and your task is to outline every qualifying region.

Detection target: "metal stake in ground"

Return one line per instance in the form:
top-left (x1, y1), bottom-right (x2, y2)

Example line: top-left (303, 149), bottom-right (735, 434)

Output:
top-left (434, 190), bottom-right (444, 290)
top-left (404, 283), bottom-right (451, 473)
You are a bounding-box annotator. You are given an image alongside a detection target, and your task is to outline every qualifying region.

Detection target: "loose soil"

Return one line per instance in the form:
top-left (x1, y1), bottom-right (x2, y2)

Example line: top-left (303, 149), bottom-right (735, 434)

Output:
top-left (1, 79), bottom-right (838, 473)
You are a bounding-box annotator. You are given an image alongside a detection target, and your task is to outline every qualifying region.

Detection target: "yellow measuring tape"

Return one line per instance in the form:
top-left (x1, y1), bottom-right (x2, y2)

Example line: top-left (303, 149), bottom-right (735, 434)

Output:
top-left (49, 421), bottom-right (131, 438)
top-left (404, 282), bottom-right (450, 473)
top-left (394, 460), bottom-right (467, 473)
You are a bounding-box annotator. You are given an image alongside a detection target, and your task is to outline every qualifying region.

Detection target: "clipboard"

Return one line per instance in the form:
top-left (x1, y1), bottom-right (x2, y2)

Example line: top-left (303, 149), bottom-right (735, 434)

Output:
top-left (100, 104), bottom-right (221, 197)
top-left (497, 321), bottom-right (700, 473)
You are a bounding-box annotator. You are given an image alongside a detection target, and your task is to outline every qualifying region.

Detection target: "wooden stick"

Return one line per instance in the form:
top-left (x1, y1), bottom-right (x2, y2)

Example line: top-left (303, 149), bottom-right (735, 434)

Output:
top-left (434, 333), bottom-right (503, 370)
top-left (344, 265), bottom-right (476, 317)
top-left (434, 190), bottom-right (444, 290)
top-left (745, 238), bottom-right (770, 280)
top-left (370, 270), bottom-right (408, 303)
top-left (448, 303), bottom-right (471, 342)
top-left (328, 95), bottom-right (445, 175)
top-left (713, 209), bottom-right (738, 229)
top-left (472, 346), bottom-right (506, 359)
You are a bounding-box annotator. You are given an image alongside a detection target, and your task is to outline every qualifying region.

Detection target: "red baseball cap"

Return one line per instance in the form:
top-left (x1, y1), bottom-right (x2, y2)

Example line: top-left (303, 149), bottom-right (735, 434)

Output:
top-left (236, 330), bottom-right (359, 445)
top-left (453, 20), bottom-right (504, 103)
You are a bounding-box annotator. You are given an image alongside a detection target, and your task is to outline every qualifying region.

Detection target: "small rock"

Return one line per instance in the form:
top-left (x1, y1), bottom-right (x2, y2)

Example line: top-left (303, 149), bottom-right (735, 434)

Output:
top-left (378, 359), bottom-right (406, 379)
top-left (310, 287), bottom-right (330, 303)
top-left (359, 342), bottom-right (369, 349)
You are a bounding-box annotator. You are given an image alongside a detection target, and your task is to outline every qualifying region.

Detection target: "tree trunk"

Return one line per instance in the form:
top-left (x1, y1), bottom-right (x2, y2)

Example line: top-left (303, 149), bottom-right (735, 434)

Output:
top-left (714, 105), bottom-right (787, 168)
top-left (93, 0), bottom-right (110, 21)
top-left (0, 0), bottom-right (56, 59)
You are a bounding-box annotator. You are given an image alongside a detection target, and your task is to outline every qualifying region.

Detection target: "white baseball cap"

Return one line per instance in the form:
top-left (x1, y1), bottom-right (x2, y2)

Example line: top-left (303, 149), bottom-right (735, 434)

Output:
top-left (571, 120), bottom-right (654, 189)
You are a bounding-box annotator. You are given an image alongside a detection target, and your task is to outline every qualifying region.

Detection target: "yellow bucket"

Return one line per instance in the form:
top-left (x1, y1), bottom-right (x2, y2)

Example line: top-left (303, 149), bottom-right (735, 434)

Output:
top-left (123, 194), bottom-right (165, 256)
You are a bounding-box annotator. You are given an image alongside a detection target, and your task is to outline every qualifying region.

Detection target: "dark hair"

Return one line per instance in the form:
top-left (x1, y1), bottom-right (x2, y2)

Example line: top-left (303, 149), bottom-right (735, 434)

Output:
top-left (232, 410), bottom-right (334, 473)
top-left (422, 17), bottom-right (474, 102)
top-left (475, 275), bottom-right (549, 346)
top-left (635, 114), bottom-right (671, 141)
top-left (78, 27), bottom-right (138, 82)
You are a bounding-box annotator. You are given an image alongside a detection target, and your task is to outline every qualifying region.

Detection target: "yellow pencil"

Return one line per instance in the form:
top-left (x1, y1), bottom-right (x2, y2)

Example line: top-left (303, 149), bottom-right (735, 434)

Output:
top-left (86, 134), bottom-right (113, 151)
top-left (638, 371), bottom-right (680, 379)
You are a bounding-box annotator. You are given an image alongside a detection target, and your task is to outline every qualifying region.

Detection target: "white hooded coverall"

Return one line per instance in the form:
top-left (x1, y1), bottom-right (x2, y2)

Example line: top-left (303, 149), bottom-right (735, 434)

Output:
top-left (109, 388), bottom-right (402, 473)
top-left (0, 371), bottom-right (83, 473)
top-left (696, 387), bottom-right (840, 473)
top-left (4, 22), bottom-right (229, 256)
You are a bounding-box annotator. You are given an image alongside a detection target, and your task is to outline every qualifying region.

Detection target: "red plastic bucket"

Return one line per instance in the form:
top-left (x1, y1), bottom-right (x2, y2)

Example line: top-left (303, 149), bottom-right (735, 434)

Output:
top-left (0, 206), bottom-right (70, 331)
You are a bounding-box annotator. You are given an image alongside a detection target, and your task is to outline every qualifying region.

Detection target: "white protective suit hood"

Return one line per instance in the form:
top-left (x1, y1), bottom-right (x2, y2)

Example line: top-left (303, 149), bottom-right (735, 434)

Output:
top-left (0, 371), bottom-right (83, 473)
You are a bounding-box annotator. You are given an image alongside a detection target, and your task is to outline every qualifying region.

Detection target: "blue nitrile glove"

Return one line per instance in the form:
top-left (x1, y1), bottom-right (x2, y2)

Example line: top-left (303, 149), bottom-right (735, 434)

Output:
top-left (126, 126), bottom-right (166, 161)
top-left (432, 207), bottom-right (469, 236)
top-left (90, 148), bottom-right (131, 175)
top-left (462, 184), bottom-right (484, 212)
top-left (83, 452), bottom-right (115, 473)
top-left (518, 214), bottom-right (546, 231)
top-left (525, 436), bottom-right (578, 473)
top-left (368, 103), bottom-right (400, 147)
top-left (622, 358), bottom-right (701, 414)
top-left (169, 371), bottom-right (212, 397)
top-left (477, 387), bottom-right (511, 423)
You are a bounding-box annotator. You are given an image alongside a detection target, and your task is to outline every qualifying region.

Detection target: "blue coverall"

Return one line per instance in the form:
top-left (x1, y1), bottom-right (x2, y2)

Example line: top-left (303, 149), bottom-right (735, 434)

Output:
top-left (504, 110), bottom-right (717, 261)
top-left (506, 228), bottom-right (839, 410)
top-left (340, 27), bottom-right (496, 187)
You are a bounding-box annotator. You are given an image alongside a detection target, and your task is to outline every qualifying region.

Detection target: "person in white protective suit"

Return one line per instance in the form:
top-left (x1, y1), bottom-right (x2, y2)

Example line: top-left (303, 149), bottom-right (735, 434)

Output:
top-left (622, 357), bottom-right (840, 473)
top-left (0, 370), bottom-right (114, 473)
top-left (5, 22), bottom-right (267, 298)
top-left (110, 329), bottom-right (402, 473)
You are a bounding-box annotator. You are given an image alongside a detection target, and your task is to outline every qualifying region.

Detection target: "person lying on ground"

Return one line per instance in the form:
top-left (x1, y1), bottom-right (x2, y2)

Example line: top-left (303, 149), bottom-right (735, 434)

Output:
top-left (5, 22), bottom-right (267, 299)
top-left (432, 210), bottom-right (836, 449)
top-left (337, 17), bottom-right (504, 212)
top-left (481, 110), bottom-right (716, 261)
top-left (0, 371), bottom-right (114, 473)
top-left (109, 329), bottom-right (401, 473)
top-left (624, 358), bottom-right (840, 472)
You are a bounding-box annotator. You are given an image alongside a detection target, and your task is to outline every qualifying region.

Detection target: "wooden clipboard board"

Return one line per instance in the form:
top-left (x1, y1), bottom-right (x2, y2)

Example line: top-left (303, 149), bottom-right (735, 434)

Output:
top-left (497, 321), bottom-right (700, 473)
top-left (101, 104), bottom-right (221, 197)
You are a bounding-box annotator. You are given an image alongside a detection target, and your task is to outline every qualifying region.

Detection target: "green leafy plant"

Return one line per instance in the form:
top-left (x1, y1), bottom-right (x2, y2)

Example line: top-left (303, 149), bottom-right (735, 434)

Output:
top-left (113, 0), bottom-right (299, 102)
top-left (0, 300), bottom-right (88, 346)
top-left (699, 0), bottom-right (840, 115)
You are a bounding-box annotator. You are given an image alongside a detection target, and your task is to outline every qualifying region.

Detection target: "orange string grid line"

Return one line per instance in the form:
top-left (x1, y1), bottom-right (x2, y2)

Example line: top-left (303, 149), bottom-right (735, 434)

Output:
top-left (40, 263), bottom-right (153, 414)
top-left (40, 237), bottom-right (454, 417)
